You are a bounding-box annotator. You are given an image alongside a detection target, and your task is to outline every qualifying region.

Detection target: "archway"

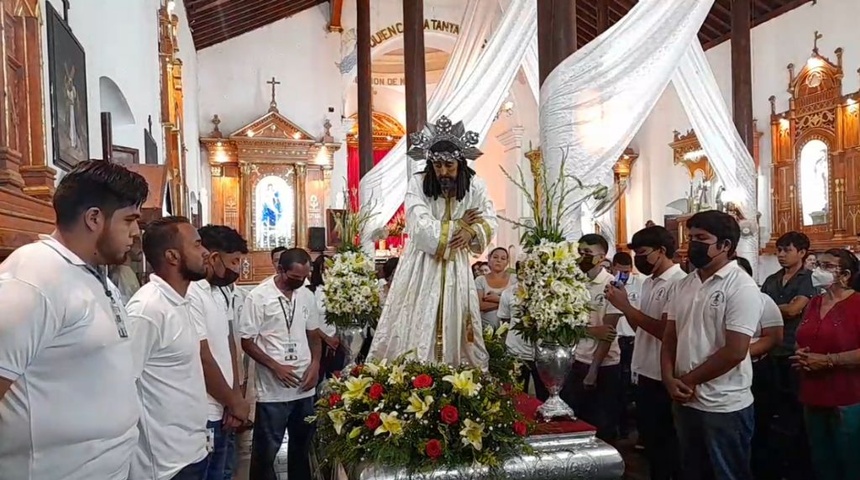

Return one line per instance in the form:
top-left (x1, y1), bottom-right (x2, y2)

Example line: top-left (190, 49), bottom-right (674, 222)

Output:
top-left (98, 76), bottom-right (134, 126)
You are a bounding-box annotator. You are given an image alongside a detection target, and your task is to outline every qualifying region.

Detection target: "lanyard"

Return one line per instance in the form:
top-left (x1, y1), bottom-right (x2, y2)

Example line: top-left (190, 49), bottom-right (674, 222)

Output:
top-left (42, 241), bottom-right (128, 338)
top-left (217, 286), bottom-right (233, 312)
top-left (277, 296), bottom-right (296, 335)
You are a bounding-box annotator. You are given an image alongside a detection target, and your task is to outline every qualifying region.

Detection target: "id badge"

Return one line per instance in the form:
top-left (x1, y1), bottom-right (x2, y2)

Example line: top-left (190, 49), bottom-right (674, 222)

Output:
top-left (110, 300), bottom-right (129, 338)
top-left (284, 341), bottom-right (299, 361)
top-left (206, 427), bottom-right (215, 453)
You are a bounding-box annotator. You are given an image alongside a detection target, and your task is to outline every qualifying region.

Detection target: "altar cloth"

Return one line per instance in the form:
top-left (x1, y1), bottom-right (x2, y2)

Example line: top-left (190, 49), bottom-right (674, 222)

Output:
top-left (514, 394), bottom-right (598, 436)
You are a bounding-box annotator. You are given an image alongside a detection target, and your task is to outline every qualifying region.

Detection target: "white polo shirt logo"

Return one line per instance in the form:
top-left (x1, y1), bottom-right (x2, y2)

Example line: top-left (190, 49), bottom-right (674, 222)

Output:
top-left (593, 292), bottom-right (607, 307)
top-left (709, 291), bottom-right (726, 307)
top-left (654, 287), bottom-right (667, 302)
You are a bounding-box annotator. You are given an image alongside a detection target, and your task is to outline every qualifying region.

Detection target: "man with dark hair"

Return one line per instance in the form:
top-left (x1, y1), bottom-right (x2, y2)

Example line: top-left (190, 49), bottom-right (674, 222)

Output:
top-left (270, 246), bottom-right (286, 271)
top-left (606, 225), bottom-right (686, 479)
top-left (758, 231), bottom-right (816, 479)
top-left (187, 225), bottom-right (251, 479)
top-left (561, 233), bottom-right (623, 442)
top-left (239, 247), bottom-right (321, 480)
top-left (126, 216), bottom-right (211, 479)
top-left (369, 116), bottom-right (496, 367)
top-left (0, 160), bottom-right (148, 480)
top-left (661, 210), bottom-right (762, 480)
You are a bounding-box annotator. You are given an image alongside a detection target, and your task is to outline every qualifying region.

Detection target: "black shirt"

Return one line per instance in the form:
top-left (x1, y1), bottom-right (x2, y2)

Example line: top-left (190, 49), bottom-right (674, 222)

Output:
top-left (760, 267), bottom-right (816, 355)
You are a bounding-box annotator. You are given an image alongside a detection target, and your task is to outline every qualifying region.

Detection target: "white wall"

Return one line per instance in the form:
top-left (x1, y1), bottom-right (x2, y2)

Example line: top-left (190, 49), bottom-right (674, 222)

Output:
top-left (42, 0), bottom-right (163, 176)
top-left (627, 0), bottom-right (860, 253)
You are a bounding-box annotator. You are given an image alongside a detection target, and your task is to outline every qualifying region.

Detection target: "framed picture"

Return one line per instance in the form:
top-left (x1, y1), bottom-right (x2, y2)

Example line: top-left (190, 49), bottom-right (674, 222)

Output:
top-left (112, 145), bottom-right (139, 165)
top-left (326, 209), bottom-right (345, 248)
top-left (46, 2), bottom-right (89, 171)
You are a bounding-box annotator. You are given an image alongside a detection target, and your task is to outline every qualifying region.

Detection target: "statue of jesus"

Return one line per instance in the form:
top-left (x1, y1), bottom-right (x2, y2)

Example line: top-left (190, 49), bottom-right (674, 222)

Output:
top-left (368, 116), bottom-right (495, 369)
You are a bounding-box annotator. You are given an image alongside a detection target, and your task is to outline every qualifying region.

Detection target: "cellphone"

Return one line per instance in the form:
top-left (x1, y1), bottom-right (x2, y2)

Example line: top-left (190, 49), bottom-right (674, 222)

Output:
top-left (612, 271), bottom-right (630, 287)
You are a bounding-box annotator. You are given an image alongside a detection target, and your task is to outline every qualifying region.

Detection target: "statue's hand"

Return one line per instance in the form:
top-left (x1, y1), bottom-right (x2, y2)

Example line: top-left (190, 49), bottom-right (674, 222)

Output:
top-left (449, 228), bottom-right (474, 250)
top-left (461, 208), bottom-right (482, 226)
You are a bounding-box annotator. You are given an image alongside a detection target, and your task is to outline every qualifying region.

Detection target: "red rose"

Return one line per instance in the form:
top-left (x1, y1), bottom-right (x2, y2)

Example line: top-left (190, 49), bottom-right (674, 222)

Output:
top-left (351, 365), bottom-right (364, 377)
top-left (513, 421), bottom-right (528, 437)
top-left (440, 405), bottom-right (459, 425)
top-left (328, 393), bottom-right (342, 406)
top-left (425, 439), bottom-right (443, 459)
top-left (365, 412), bottom-right (381, 430)
top-left (413, 374), bottom-right (434, 389)
top-left (368, 383), bottom-right (385, 401)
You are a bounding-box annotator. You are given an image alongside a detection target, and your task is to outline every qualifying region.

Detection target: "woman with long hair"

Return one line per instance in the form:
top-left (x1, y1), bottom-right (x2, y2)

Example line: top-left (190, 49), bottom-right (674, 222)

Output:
top-left (791, 248), bottom-right (860, 479)
top-left (475, 247), bottom-right (513, 329)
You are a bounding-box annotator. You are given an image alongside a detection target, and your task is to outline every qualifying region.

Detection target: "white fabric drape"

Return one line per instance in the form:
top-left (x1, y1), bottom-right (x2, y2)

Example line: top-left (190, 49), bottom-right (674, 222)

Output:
top-left (539, 0), bottom-right (758, 271)
top-left (359, 0), bottom-right (537, 244)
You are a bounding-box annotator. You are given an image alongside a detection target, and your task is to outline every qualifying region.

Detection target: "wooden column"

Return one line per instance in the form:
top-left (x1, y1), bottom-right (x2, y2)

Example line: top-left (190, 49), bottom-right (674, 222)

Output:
top-left (731, 0), bottom-right (754, 154)
top-left (403, 0), bottom-right (426, 148)
top-left (596, 0), bottom-right (609, 34)
top-left (356, 0), bottom-right (374, 180)
top-left (537, 0), bottom-right (577, 86)
top-left (296, 163), bottom-right (309, 248)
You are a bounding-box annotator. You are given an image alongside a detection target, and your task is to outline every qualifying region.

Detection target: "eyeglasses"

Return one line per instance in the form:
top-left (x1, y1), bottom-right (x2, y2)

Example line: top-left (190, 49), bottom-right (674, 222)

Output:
top-left (814, 262), bottom-right (842, 271)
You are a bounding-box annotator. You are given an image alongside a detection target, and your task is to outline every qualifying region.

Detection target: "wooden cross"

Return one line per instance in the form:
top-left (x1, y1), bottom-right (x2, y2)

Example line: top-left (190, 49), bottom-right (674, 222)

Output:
top-left (267, 77), bottom-right (281, 113)
top-left (813, 31), bottom-right (823, 54)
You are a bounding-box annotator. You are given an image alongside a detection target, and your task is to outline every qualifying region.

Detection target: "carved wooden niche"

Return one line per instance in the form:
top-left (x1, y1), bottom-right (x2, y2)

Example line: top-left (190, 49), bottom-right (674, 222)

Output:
top-left (0, 0), bottom-right (56, 260)
top-left (201, 110), bottom-right (340, 284)
top-left (158, 0), bottom-right (187, 217)
top-left (767, 38), bottom-right (860, 252)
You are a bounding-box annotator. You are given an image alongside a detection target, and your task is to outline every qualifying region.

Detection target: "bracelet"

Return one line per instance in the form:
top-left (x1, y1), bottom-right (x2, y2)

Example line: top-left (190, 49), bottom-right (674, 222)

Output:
top-left (826, 354), bottom-right (836, 369)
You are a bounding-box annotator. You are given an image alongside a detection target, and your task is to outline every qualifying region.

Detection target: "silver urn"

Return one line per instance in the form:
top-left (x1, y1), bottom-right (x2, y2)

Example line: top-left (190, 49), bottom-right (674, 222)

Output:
top-left (534, 341), bottom-right (577, 421)
top-left (337, 320), bottom-right (367, 369)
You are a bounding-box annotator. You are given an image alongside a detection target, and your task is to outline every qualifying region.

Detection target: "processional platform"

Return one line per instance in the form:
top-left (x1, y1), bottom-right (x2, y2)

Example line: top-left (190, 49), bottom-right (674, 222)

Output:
top-left (328, 395), bottom-right (625, 480)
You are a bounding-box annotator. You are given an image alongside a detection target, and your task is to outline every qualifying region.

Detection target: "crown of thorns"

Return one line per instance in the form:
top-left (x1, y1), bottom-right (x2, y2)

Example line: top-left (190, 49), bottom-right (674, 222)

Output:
top-left (406, 116), bottom-right (483, 162)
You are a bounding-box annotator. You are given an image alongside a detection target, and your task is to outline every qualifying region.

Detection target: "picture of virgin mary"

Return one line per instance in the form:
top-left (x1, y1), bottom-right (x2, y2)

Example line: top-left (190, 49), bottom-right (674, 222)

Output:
top-left (254, 176), bottom-right (294, 250)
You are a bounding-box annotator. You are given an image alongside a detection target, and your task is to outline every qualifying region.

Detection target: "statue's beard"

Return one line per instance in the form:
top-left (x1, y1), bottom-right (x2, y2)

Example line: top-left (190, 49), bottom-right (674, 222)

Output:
top-left (438, 177), bottom-right (456, 192)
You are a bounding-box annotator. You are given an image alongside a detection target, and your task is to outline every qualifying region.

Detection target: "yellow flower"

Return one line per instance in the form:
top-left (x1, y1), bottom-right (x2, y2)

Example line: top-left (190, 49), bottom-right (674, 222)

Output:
top-left (363, 359), bottom-right (387, 376)
top-left (387, 364), bottom-right (406, 385)
top-left (495, 322), bottom-right (510, 338)
top-left (442, 370), bottom-right (482, 397)
top-left (374, 412), bottom-right (405, 437)
top-left (460, 419), bottom-right (485, 451)
top-left (485, 401), bottom-right (501, 415)
top-left (405, 392), bottom-right (434, 419)
top-left (342, 376), bottom-right (373, 405)
top-left (328, 409), bottom-right (347, 435)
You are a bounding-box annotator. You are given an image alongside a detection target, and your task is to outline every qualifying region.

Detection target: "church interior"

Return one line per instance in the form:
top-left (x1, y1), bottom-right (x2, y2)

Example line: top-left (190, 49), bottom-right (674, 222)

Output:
top-left (1, 0), bottom-right (860, 478)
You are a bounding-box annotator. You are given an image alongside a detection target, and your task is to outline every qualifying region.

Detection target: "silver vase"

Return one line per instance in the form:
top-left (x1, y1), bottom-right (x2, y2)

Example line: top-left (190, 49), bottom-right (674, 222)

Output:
top-left (534, 341), bottom-right (577, 421)
top-left (337, 321), bottom-right (367, 369)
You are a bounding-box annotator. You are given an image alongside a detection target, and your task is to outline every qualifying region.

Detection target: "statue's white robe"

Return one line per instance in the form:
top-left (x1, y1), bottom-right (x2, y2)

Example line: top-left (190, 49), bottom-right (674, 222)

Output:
top-left (368, 174), bottom-right (496, 369)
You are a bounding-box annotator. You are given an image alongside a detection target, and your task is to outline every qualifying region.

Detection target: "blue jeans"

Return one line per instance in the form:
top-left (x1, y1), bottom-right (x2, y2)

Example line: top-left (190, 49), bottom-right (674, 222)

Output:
top-left (202, 420), bottom-right (236, 480)
top-left (250, 398), bottom-right (316, 480)
top-left (172, 458), bottom-right (208, 480)
top-left (673, 404), bottom-right (754, 480)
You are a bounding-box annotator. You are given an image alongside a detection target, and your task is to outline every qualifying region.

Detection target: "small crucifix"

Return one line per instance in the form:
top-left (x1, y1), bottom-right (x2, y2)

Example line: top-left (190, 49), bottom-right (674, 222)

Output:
top-left (813, 30), bottom-right (823, 54)
top-left (267, 77), bottom-right (281, 113)
top-left (62, 0), bottom-right (70, 22)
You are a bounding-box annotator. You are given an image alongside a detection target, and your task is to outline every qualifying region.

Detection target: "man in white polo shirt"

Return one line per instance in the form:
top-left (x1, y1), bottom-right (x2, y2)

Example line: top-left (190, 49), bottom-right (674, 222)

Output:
top-left (606, 226), bottom-right (687, 480)
top-left (126, 216), bottom-right (211, 479)
top-left (240, 248), bottom-right (322, 480)
top-left (561, 233), bottom-right (622, 443)
top-left (661, 210), bottom-right (761, 480)
top-left (0, 160), bottom-right (148, 480)
top-left (187, 225), bottom-right (251, 479)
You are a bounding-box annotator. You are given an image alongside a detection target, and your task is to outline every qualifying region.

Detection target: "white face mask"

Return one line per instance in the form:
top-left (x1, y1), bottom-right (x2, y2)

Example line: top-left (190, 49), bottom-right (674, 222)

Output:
top-left (811, 268), bottom-right (835, 289)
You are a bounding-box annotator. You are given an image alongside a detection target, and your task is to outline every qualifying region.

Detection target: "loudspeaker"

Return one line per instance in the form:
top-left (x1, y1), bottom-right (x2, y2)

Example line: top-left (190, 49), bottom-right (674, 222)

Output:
top-left (308, 227), bottom-right (326, 252)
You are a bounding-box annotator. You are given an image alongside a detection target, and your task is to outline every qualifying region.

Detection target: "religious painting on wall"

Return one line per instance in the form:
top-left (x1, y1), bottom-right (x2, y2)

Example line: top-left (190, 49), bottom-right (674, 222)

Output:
top-left (46, 3), bottom-right (89, 171)
top-left (253, 175), bottom-right (295, 250)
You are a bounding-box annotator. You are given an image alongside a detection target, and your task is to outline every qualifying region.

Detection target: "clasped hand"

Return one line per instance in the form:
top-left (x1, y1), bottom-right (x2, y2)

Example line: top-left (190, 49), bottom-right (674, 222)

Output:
top-left (790, 347), bottom-right (831, 372)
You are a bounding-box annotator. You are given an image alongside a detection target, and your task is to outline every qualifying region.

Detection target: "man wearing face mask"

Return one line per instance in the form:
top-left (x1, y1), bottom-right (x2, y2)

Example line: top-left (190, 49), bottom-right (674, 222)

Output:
top-left (187, 225), bottom-right (251, 479)
top-left (661, 211), bottom-right (762, 480)
top-left (606, 226), bottom-right (686, 480)
top-left (239, 248), bottom-right (322, 480)
top-left (561, 233), bottom-right (622, 443)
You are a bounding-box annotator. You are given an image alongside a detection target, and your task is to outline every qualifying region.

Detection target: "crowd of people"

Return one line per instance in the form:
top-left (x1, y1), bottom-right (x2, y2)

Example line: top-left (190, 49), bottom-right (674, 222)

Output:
top-left (475, 211), bottom-right (860, 480)
top-left (2, 160), bottom-right (860, 480)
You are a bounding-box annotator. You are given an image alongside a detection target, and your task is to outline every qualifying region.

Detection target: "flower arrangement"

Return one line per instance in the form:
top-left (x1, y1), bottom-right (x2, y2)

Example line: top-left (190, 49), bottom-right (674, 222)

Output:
top-left (310, 356), bottom-right (531, 474)
top-left (322, 189), bottom-right (382, 329)
top-left (483, 324), bottom-right (522, 389)
top-left (499, 149), bottom-right (603, 347)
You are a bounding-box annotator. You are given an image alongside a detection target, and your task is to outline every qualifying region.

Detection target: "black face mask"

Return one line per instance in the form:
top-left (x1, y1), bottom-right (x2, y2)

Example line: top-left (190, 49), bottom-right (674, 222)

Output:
top-left (284, 277), bottom-right (305, 291)
top-left (634, 254), bottom-right (655, 276)
top-left (688, 241), bottom-right (717, 270)
top-left (578, 254), bottom-right (597, 273)
top-left (211, 256), bottom-right (239, 287)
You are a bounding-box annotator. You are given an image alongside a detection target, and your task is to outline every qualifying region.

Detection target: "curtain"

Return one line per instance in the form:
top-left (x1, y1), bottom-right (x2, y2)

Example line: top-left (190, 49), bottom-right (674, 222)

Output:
top-left (348, 147), bottom-right (390, 211)
top-left (359, 0), bottom-right (536, 245)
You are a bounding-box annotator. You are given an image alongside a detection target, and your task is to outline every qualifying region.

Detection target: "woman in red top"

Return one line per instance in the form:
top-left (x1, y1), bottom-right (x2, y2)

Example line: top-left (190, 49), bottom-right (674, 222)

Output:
top-left (792, 248), bottom-right (860, 480)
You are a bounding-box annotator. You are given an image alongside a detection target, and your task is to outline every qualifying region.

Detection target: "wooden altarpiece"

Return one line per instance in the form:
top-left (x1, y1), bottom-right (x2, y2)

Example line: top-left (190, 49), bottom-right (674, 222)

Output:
top-left (201, 110), bottom-right (340, 284)
top-left (766, 38), bottom-right (860, 252)
top-left (158, 0), bottom-right (188, 216)
top-left (0, 0), bottom-right (57, 260)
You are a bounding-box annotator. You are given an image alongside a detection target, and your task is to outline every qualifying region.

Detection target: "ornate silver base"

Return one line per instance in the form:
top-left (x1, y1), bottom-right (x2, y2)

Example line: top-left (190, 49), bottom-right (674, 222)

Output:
top-left (536, 394), bottom-right (576, 421)
top-left (348, 432), bottom-right (624, 480)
